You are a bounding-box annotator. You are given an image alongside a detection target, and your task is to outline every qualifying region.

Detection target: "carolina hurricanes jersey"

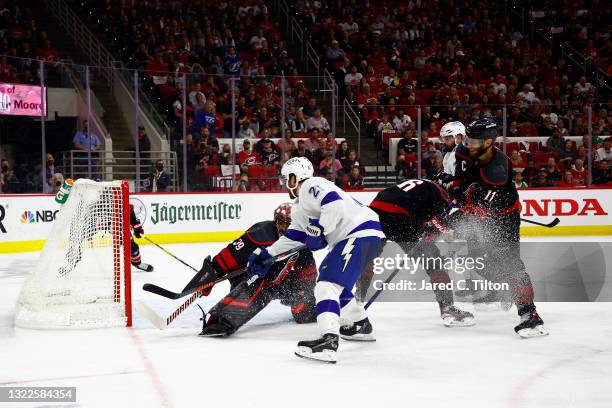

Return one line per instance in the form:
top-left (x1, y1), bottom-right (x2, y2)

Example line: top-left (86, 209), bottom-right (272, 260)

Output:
top-left (266, 177), bottom-right (385, 256)
top-left (452, 144), bottom-right (519, 214)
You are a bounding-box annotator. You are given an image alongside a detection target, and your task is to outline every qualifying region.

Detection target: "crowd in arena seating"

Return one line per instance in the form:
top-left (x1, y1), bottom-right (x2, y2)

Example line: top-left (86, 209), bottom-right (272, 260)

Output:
top-left (0, 0), bottom-right (62, 83)
top-left (522, 0), bottom-right (611, 75)
top-left (296, 0), bottom-right (611, 187)
top-left (73, 0), bottom-right (365, 191)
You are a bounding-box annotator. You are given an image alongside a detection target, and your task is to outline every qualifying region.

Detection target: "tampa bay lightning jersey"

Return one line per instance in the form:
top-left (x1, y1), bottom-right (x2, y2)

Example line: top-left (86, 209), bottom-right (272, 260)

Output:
top-left (266, 177), bottom-right (385, 256)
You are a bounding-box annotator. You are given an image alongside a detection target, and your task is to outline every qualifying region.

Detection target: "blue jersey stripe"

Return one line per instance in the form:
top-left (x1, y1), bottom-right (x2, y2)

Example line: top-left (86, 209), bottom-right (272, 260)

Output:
top-left (321, 191), bottom-right (342, 206)
top-left (348, 220), bottom-right (382, 236)
top-left (339, 288), bottom-right (354, 308)
top-left (316, 299), bottom-right (340, 316)
top-left (284, 228), bottom-right (307, 243)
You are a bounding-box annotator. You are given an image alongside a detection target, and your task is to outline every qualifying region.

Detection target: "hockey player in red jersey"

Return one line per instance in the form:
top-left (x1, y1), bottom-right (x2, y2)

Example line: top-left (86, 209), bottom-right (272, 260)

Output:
top-left (129, 204), bottom-right (153, 272)
top-left (368, 178), bottom-right (475, 327)
top-left (448, 118), bottom-right (548, 338)
top-left (197, 203), bottom-right (317, 337)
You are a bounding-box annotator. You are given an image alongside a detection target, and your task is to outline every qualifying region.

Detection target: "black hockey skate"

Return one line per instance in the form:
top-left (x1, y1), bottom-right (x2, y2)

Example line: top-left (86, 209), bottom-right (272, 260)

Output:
top-left (199, 320), bottom-right (234, 337)
top-left (514, 311), bottom-right (548, 338)
top-left (133, 262), bottom-right (154, 272)
top-left (339, 317), bottom-right (375, 341)
top-left (199, 310), bottom-right (235, 337)
top-left (441, 305), bottom-right (476, 327)
top-left (295, 333), bottom-right (339, 363)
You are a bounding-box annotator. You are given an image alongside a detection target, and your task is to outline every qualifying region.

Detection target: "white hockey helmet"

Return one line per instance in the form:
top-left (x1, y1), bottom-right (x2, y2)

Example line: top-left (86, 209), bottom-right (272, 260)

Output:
top-left (280, 157), bottom-right (314, 196)
top-left (439, 121), bottom-right (466, 143)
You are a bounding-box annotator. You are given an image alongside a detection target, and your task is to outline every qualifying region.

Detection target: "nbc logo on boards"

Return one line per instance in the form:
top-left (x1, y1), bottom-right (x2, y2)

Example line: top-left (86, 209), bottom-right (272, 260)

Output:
top-left (20, 211), bottom-right (35, 224)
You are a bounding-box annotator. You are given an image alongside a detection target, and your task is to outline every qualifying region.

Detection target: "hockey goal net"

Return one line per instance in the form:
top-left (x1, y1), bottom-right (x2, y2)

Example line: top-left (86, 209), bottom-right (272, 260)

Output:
top-left (15, 179), bottom-right (132, 329)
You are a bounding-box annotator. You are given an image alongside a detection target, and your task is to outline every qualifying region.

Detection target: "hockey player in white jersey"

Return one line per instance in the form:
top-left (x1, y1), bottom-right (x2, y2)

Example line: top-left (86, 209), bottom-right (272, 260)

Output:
top-left (247, 157), bottom-right (385, 363)
top-left (439, 121), bottom-right (465, 178)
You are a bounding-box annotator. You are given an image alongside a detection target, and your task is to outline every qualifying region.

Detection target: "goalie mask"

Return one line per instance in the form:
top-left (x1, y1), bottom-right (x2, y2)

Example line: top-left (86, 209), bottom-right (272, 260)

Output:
top-left (274, 203), bottom-right (292, 234)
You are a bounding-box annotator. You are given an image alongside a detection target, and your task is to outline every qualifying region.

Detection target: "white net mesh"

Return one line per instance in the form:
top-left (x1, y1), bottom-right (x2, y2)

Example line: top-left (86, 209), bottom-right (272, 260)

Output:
top-left (14, 179), bottom-right (131, 329)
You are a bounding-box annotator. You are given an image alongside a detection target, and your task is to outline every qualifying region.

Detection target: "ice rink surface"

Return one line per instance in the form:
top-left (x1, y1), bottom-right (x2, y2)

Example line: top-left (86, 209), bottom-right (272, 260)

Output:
top-left (1, 238), bottom-right (611, 408)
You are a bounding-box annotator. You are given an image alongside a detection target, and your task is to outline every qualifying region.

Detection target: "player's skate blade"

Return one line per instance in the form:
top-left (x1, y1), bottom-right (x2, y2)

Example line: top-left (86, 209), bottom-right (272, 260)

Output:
top-left (441, 305), bottom-right (476, 327)
top-left (295, 333), bottom-right (338, 363)
top-left (340, 317), bottom-right (376, 341)
top-left (199, 321), bottom-right (233, 337)
top-left (133, 262), bottom-right (154, 272)
top-left (515, 311), bottom-right (549, 338)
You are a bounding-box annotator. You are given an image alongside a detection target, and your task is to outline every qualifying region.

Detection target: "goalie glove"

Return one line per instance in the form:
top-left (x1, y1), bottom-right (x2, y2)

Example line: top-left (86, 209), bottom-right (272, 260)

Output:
top-left (305, 218), bottom-right (328, 251)
top-left (133, 222), bottom-right (145, 238)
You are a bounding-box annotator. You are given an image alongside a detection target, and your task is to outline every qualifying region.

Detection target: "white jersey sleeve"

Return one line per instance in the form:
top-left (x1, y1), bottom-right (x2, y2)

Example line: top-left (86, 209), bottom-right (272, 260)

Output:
top-left (443, 149), bottom-right (457, 176)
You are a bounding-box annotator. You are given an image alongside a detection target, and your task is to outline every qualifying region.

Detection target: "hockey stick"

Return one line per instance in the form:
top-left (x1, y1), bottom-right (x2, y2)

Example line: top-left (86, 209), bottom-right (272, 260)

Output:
top-left (143, 236), bottom-right (199, 273)
top-left (520, 217), bottom-right (560, 228)
top-left (364, 267), bottom-right (400, 310)
top-left (136, 290), bottom-right (204, 330)
top-left (142, 245), bottom-right (306, 299)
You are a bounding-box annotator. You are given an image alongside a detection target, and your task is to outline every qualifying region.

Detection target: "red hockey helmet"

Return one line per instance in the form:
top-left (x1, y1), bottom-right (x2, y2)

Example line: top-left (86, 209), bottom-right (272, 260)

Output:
top-left (274, 202), bottom-right (292, 233)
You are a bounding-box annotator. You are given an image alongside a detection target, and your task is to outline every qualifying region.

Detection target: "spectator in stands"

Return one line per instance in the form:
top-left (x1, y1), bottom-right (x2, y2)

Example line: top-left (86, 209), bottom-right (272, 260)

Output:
top-left (596, 137), bottom-right (612, 162)
top-left (72, 120), bottom-right (101, 152)
top-left (1, 161), bottom-right (20, 192)
top-left (336, 141), bottom-right (350, 162)
top-left (421, 145), bottom-right (441, 179)
top-left (546, 129), bottom-right (565, 153)
top-left (513, 171), bottom-right (528, 188)
top-left (533, 169), bottom-right (554, 187)
top-left (517, 84), bottom-right (537, 104)
top-left (326, 40), bottom-right (346, 63)
top-left (510, 150), bottom-right (526, 168)
top-left (522, 159), bottom-right (538, 185)
top-left (200, 128), bottom-right (219, 150)
top-left (574, 76), bottom-right (594, 96)
top-left (571, 159), bottom-right (588, 186)
top-left (277, 128), bottom-right (296, 161)
top-left (258, 139), bottom-right (281, 166)
top-left (543, 157), bottom-right (562, 184)
top-left (302, 97), bottom-right (318, 118)
top-left (558, 140), bottom-right (577, 168)
top-left (556, 171), bottom-right (577, 188)
top-left (138, 126), bottom-right (151, 160)
top-left (346, 166), bottom-right (364, 190)
top-left (237, 139), bottom-right (261, 168)
top-left (319, 151), bottom-right (343, 176)
top-left (189, 83), bottom-right (206, 107)
top-left (576, 146), bottom-right (589, 163)
top-left (291, 108), bottom-right (308, 136)
top-left (397, 129), bottom-right (419, 157)
top-left (539, 117), bottom-right (556, 137)
top-left (145, 159), bottom-right (171, 192)
top-left (592, 160), bottom-right (611, 185)
top-left (306, 109), bottom-right (330, 132)
top-left (44, 153), bottom-right (63, 194)
top-left (238, 117), bottom-right (256, 139)
top-left (223, 47), bottom-right (241, 77)
top-left (392, 109), bottom-right (412, 134)
top-left (293, 139), bottom-right (314, 162)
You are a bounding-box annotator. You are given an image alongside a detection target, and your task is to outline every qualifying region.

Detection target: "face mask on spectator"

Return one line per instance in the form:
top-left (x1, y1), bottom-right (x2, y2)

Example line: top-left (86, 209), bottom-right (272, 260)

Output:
top-left (47, 159), bottom-right (54, 166)
top-left (1, 165), bottom-right (8, 171)
top-left (156, 164), bottom-right (164, 171)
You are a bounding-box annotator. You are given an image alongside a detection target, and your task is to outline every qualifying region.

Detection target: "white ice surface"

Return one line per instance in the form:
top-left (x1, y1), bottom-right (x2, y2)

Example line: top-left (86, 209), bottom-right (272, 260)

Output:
top-left (1, 239), bottom-right (611, 408)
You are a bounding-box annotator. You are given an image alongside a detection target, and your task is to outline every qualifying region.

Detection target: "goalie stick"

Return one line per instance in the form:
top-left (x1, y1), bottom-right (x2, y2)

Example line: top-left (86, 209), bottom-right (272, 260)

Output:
top-left (142, 245), bottom-right (306, 300)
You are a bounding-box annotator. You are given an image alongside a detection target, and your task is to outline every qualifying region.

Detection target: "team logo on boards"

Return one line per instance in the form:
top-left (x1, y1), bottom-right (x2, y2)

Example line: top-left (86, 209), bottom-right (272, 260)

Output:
top-left (20, 211), bottom-right (35, 224)
top-left (130, 198), bottom-right (147, 226)
top-left (19, 209), bottom-right (59, 224)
